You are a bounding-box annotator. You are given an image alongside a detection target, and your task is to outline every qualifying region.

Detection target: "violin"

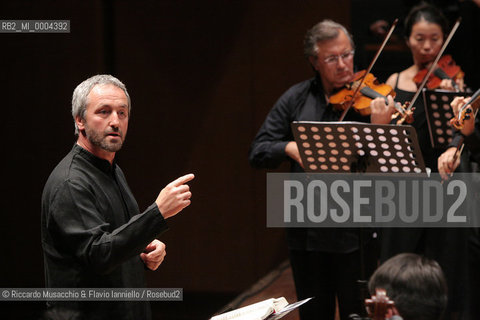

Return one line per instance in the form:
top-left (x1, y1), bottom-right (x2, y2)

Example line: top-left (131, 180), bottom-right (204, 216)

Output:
top-left (443, 88), bottom-right (480, 181)
top-left (330, 70), bottom-right (396, 117)
top-left (365, 289), bottom-right (395, 320)
top-left (330, 70), bottom-right (414, 123)
top-left (331, 18), bottom-right (413, 124)
top-left (413, 55), bottom-right (464, 91)
top-left (450, 88), bottom-right (480, 130)
top-left (350, 288), bottom-right (397, 320)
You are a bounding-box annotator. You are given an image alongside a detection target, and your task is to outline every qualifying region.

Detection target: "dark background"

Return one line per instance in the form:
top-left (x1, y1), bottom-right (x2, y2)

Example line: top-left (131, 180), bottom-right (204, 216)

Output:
top-left (2, 1), bottom-right (476, 319)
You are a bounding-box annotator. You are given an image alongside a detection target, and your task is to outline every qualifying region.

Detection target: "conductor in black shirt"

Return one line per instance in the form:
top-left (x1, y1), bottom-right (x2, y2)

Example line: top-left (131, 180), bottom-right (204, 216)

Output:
top-left (41, 74), bottom-right (194, 320)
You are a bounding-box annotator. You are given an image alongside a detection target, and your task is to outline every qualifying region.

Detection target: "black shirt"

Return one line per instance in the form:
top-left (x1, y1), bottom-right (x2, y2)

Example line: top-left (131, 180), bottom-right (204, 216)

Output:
top-left (249, 76), bottom-right (373, 253)
top-left (41, 144), bottom-right (168, 320)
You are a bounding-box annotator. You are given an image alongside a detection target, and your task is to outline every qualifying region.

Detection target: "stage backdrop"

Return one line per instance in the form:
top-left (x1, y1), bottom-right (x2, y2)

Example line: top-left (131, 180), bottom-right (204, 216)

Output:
top-left (0, 0), bottom-right (351, 297)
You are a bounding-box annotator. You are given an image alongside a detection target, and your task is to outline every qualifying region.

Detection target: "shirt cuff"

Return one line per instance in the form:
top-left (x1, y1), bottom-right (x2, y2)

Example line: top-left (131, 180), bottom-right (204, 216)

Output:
top-left (145, 203), bottom-right (169, 236)
top-left (272, 141), bottom-right (290, 159)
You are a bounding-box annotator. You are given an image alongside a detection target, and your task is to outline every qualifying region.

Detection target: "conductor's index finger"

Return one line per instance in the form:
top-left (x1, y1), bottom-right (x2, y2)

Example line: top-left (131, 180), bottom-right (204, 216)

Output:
top-left (170, 173), bottom-right (195, 187)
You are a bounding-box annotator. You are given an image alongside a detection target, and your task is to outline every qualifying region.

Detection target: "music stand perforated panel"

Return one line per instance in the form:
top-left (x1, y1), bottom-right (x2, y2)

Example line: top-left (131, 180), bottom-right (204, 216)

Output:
top-left (422, 89), bottom-right (457, 149)
top-left (292, 121), bottom-right (426, 174)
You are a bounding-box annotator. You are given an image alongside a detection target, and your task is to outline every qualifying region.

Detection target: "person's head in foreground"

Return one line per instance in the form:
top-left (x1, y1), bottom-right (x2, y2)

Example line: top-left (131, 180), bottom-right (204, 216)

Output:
top-left (368, 253), bottom-right (447, 320)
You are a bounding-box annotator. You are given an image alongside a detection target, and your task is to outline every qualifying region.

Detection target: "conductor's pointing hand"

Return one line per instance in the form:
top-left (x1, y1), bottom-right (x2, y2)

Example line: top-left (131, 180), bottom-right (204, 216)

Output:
top-left (156, 173), bottom-right (195, 219)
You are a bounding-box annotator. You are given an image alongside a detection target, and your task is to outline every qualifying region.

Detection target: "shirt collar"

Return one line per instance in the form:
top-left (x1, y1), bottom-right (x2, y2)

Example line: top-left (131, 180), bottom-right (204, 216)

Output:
top-left (72, 144), bottom-right (116, 175)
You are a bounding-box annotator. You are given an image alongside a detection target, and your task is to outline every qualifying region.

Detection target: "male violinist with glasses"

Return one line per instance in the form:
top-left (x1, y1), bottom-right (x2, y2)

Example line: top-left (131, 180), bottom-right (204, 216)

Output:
top-left (249, 20), bottom-right (395, 320)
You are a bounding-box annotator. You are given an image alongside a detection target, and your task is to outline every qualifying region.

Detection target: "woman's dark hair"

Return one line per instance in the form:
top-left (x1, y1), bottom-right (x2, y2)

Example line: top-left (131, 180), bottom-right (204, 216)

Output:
top-left (404, 2), bottom-right (449, 38)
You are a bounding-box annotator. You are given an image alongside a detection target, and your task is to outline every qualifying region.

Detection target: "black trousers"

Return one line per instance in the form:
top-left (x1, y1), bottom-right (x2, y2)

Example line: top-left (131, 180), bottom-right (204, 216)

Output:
top-left (289, 239), bottom-right (378, 320)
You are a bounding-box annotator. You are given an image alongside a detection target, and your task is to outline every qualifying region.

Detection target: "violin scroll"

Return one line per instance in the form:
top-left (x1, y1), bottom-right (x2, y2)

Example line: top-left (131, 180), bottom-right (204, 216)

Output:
top-left (365, 289), bottom-right (395, 320)
top-left (450, 106), bottom-right (472, 130)
top-left (449, 88), bottom-right (480, 130)
top-left (391, 102), bottom-right (414, 124)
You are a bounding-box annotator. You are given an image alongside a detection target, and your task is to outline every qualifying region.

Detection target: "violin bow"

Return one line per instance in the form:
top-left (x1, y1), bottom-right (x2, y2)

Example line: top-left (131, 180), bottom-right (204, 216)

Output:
top-left (403, 18), bottom-right (462, 117)
top-left (338, 19), bottom-right (399, 121)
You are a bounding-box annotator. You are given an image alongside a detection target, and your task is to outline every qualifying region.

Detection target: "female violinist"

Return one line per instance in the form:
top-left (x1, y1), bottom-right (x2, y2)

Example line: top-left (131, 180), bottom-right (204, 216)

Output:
top-left (371, 3), bottom-right (468, 320)
top-left (385, 8), bottom-right (464, 94)
top-left (372, 1), bottom-right (464, 186)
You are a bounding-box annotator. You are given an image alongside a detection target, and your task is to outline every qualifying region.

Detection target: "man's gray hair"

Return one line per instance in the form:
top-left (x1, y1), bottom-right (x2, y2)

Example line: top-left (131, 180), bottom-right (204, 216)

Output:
top-left (71, 74), bottom-right (131, 135)
top-left (303, 20), bottom-right (354, 58)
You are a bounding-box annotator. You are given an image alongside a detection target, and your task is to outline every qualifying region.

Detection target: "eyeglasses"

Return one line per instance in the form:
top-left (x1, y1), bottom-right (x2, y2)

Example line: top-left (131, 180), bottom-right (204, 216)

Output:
top-left (323, 50), bottom-right (355, 65)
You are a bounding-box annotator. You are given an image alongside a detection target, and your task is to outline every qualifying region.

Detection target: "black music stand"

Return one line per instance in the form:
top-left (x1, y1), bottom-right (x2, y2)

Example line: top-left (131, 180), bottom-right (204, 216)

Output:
top-left (291, 121), bottom-right (427, 174)
top-left (291, 120), bottom-right (426, 317)
top-left (422, 88), bottom-right (458, 149)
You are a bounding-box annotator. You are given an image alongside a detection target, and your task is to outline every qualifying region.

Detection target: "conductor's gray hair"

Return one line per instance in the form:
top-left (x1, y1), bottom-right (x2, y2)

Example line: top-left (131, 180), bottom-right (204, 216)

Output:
top-left (71, 74), bottom-right (131, 135)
